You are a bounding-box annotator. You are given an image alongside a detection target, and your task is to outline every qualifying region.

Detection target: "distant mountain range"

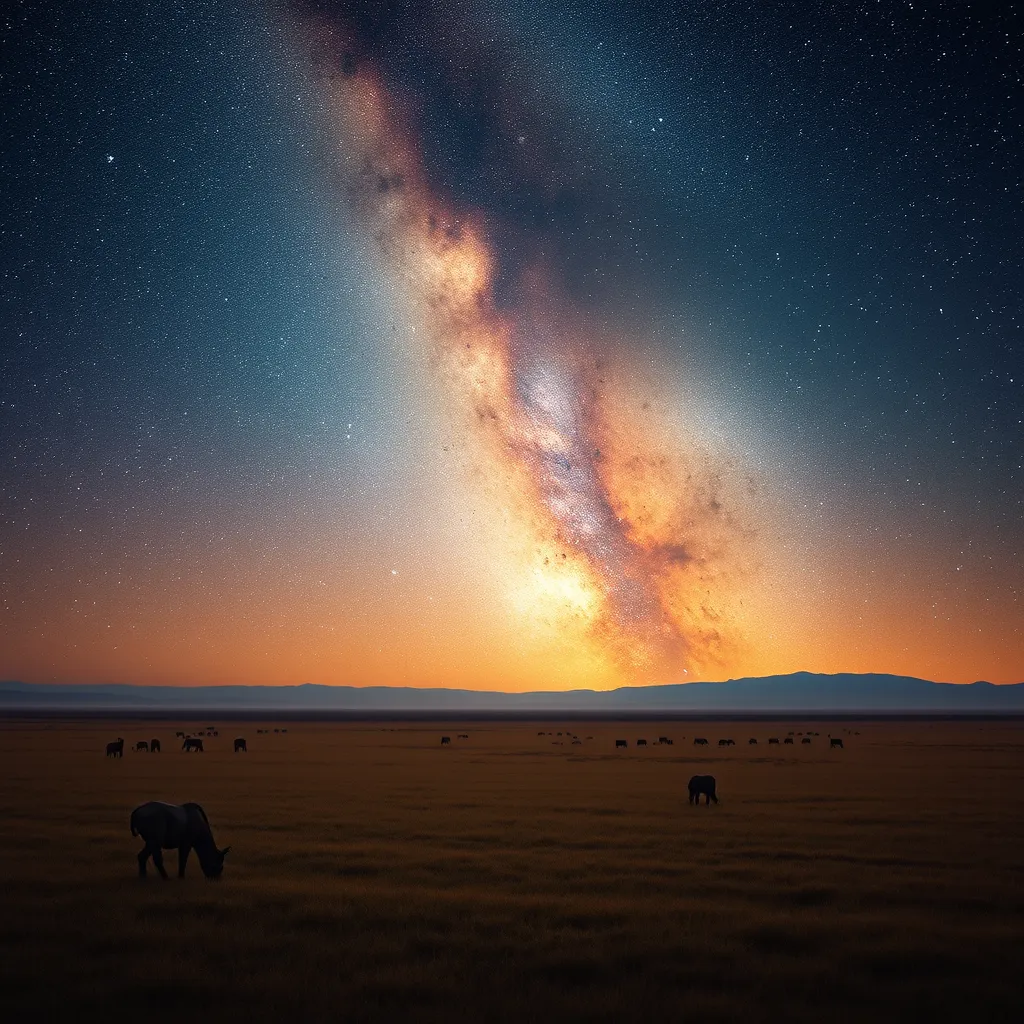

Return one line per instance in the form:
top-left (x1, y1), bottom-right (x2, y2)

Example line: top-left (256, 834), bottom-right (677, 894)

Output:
top-left (1, 673), bottom-right (1022, 713)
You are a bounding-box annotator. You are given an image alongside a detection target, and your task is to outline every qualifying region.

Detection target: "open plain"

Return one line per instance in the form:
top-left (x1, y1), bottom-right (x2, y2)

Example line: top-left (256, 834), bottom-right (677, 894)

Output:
top-left (1, 717), bottom-right (1022, 1022)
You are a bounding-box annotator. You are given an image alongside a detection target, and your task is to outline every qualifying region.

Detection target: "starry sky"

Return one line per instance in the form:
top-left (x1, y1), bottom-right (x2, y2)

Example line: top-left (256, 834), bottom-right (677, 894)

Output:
top-left (1, 1), bottom-right (1020, 689)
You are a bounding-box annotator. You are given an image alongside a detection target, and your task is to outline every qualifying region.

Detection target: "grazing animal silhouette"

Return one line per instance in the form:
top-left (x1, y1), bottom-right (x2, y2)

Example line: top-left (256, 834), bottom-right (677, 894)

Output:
top-left (234, 738), bottom-right (247, 753)
top-left (636, 739), bottom-right (647, 747)
top-left (135, 741), bottom-right (149, 753)
top-left (458, 733), bottom-right (469, 739)
top-left (801, 737), bottom-right (811, 744)
top-left (175, 731), bottom-right (185, 739)
top-left (830, 738), bottom-right (844, 749)
top-left (768, 738), bottom-right (780, 745)
top-left (106, 738), bottom-right (124, 758)
top-left (784, 737), bottom-right (794, 745)
top-left (440, 736), bottom-right (451, 745)
top-left (718, 738), bottom-right (729, 747)
top-left (688, 775), bottom-right (719, 805)
top-left (150, 739), bottom-right (160, 753)
top-left (615, 739), bottom-right (627, 748)
top-left (748, 738), bottom-right (757, 745)
top-left (130, 801), bottom-right (229, 880)
top-left (182, 737), bottom-right (204, 752)
top-left (693, 737), bottom-right (709, 746)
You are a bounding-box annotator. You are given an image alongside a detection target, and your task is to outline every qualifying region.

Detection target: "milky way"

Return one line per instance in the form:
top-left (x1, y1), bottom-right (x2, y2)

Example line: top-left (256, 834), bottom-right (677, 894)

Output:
top-left (289, 7), bottom-right (761, 678)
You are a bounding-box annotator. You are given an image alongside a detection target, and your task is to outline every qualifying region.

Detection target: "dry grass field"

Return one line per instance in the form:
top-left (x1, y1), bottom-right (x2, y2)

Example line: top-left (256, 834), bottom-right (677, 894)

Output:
top-left (1, 717), bottom-right (1022, 1022)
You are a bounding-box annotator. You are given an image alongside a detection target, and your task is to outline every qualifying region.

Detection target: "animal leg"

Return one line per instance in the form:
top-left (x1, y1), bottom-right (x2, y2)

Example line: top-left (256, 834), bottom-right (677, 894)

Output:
top-left (138, 847), bottom-right (149, 877)
top-left (178, 845), bottom-right (191, 878)
top-left (151, 847), bottom-right (169, 880)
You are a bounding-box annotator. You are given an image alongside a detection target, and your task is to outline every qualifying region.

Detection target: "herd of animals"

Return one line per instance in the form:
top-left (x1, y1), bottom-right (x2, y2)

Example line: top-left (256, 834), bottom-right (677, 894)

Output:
top-left (109, 724), bottom-right (857, 879)
top-left (104, 727), bottom-right (290, 758)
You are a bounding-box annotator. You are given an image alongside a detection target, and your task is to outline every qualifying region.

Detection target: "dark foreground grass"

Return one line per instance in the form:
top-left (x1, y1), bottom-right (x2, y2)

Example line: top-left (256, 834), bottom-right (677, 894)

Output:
top-left (0, 718), bottom-right (1022, 1022)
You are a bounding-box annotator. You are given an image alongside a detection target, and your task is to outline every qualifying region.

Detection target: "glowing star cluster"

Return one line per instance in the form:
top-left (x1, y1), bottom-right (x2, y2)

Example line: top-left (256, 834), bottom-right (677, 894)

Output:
top-left (295, 14), bottom-right (761, 681)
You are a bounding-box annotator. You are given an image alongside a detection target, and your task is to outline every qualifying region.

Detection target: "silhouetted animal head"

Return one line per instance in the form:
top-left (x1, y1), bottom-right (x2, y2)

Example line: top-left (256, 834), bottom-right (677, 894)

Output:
top-left (204, 845), bottom-right (230, 879)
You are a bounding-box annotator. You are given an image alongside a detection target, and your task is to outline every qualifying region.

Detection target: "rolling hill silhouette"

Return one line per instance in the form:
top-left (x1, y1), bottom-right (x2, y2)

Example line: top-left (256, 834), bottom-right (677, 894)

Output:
top-left (1, 673), bottom-right (1022, 712)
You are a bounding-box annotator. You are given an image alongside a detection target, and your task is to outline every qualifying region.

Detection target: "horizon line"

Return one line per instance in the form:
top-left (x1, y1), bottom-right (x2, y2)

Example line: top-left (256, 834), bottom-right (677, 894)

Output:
top-left (3, 671), bottom-right (1021, 692)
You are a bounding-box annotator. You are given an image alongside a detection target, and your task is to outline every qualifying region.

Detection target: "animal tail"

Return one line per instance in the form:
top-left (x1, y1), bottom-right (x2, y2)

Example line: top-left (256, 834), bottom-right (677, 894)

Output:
top-left (130, 808), bottom-right (139, 836)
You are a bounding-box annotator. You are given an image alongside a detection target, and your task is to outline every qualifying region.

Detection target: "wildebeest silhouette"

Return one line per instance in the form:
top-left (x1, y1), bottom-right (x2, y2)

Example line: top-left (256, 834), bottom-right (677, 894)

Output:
top-left (150, 739), bottom-right (160, 753)
top-left (106, 738), bottom-right (124, 758)
top-left (768, 737), bottom-right (780, 745)
top-left (234, 738), bottom-right (247, 753)
top-left (135, 741), bottom-right (149, 752)
top-left (175, 731), bottom-right (185, 739)
top-left (784, 737), bottom-right (794, 745)
top-left (458, 733), bottom-right (469, 739)
top-left (440, 736), bottom-right (451, 745)
top-left (636, 739), bottom-right (647, 747)
top-left (688, 775), bottom-right (719, 805)
top-left (693, 737), bottom-right (708, 746)
top-left (717, 738), bottom-right (729, 746)
top-left (130, 801), bottom-right (229, 880)
top-left (801, 737), bottom-right (811, 744)
top-left (182, 737), bottom-right (204, 752)
top-left (830, 737), bottom-right (844, 748)
top-left (748, 738), bottom-right (758, 745)
top-left (615, 739), bottom-right (627, 748)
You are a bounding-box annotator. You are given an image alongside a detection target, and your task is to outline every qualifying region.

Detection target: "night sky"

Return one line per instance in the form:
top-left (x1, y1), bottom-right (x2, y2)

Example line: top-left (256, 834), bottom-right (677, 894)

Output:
top-left (1, 1), bottom-right (1020, 689)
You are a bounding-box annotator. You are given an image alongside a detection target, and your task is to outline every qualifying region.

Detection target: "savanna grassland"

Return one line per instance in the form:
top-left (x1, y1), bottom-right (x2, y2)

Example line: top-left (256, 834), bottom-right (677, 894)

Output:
top-left (1, 717), bottom-right (1022, 1022)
